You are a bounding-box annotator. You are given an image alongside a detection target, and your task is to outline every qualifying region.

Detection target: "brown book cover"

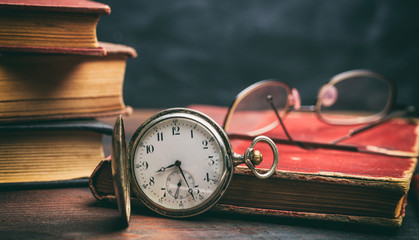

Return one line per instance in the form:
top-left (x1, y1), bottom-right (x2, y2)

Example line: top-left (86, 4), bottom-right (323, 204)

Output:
top-left (0, 0), bottom-right (111, 54)
top-left (0, 42), bottom-right (137, 122)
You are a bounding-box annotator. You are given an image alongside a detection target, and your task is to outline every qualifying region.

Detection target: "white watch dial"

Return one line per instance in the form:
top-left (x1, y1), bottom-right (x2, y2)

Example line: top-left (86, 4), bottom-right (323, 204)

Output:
top-left (132, 117), bottom-right (225, 212)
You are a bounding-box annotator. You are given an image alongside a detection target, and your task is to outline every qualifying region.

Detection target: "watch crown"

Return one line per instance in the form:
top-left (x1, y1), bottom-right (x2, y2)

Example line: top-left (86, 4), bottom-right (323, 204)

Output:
top-left (252, 150), bottom-right (263, 165)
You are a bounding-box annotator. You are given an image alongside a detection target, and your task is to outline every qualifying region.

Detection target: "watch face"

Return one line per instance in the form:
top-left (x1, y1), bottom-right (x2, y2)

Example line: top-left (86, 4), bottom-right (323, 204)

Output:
top-left (129, 109), bottom-right (233, 217)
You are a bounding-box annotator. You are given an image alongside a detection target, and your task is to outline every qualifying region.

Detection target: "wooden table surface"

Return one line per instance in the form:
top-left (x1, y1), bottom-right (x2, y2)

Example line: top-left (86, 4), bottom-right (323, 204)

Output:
top-left (1, 185), bottom-right (419, 240)
top-left (1, 109), bottom-right (419, 239)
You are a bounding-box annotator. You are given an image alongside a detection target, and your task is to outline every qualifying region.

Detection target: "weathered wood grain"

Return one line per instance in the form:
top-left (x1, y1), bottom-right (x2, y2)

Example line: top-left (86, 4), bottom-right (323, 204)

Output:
top-left (1, 186), bottom-right (419, 239)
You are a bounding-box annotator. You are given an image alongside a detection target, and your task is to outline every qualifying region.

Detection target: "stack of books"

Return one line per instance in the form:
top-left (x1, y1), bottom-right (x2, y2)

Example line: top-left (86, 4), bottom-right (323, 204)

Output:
top-left (0, 0), bottom-right (137, 184)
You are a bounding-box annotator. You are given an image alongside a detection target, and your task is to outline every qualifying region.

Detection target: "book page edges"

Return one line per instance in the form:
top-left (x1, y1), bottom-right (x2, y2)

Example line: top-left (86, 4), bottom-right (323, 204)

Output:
top-left (213, 203), bottom-right (404, 227)
top-left (0, 130), bottom-right (105, 184)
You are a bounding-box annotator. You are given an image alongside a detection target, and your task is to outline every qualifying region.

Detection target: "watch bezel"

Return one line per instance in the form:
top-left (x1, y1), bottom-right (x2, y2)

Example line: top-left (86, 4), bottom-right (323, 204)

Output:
top-left (128, 108), bottom-right (234, 218)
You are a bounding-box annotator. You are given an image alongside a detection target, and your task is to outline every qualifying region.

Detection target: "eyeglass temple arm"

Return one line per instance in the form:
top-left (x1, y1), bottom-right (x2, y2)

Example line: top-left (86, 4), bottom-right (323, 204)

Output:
top-left (266, 95), bottom-right (311, 150)
top-left (227, 133), bottom-right (419, 158)
top-left (330, 105), bottom-right (416, 144)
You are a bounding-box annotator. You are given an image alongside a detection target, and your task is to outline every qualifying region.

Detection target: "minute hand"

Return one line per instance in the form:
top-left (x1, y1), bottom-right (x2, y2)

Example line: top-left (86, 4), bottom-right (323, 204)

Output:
top-left (175, 161), bottom-right (195, 201)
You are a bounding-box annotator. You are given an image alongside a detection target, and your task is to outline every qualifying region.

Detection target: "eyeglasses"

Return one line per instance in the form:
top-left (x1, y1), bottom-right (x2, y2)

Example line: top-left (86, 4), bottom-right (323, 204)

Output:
top-left (223, 69), bottom-right (415, 153)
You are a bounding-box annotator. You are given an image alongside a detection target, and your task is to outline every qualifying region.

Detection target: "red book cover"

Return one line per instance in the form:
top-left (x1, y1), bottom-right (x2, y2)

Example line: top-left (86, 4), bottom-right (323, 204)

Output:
top-left (189, 105), bottom-right (419, 227)
top-left (0, 0), bottom-right (110, 14)
top-left (190, 105), bottom-right (418, 179)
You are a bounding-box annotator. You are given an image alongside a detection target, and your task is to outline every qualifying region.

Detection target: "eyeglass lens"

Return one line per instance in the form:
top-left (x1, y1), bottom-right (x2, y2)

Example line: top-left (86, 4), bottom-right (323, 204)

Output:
top-left (225, 82), bottom-right (289, 136)
top-left (317, 75), bottom-right (392, 125)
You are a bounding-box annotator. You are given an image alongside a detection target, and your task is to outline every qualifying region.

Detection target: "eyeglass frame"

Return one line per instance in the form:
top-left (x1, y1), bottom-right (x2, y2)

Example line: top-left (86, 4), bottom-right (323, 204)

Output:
top-left (223, 69), bottom-right (396, 134)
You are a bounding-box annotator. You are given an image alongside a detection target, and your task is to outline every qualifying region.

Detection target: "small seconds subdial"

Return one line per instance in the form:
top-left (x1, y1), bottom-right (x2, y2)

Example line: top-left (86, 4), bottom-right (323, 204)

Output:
top-left (166, 169), bottom-right (195, 200)
top-left (132, 116), bottom-right (225, 212)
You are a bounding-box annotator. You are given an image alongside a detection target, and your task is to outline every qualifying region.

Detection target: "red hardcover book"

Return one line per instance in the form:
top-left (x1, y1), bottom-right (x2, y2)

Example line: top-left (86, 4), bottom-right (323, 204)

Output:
top-left (0, 0), bottom-right (111, 55)
top-left (190, 105), bottom-right (418, 227)
top-left (0, 42), bottom-right (137, 122)
top-left (89, 106), bottom-right (418, 227)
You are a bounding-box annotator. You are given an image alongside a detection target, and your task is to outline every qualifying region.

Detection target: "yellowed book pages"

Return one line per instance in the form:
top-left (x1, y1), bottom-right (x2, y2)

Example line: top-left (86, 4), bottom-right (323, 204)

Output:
top-left (0, 130), bottom-right (104, 183)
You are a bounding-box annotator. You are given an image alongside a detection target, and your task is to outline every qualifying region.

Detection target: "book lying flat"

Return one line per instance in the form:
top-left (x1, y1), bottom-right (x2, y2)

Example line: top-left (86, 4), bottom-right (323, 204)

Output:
top-left (89, 106), bottom-right (418, 227)
top-left (0, 0), bottom-right (110, 55)
top-left (193, 105), bottom-right (418, 227)
top-left (0, 42), bottom-right (136, 123)
top-left (0, 119), bottom-right (112, 184)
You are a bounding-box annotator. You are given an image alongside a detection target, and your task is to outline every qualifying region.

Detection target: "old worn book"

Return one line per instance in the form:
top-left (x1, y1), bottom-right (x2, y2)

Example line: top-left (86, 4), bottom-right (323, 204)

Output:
top-left (0, 0), bottom-right (110, 55)
top-left (0, 119), bottom-right (112, 184)
top-left (0, 42), bottom-right (136, 123)
top-left (89, 106), bottom-right (418, 227)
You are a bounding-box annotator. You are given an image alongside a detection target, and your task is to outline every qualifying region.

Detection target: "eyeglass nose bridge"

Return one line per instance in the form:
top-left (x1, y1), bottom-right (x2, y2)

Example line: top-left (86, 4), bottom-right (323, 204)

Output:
top-left (288, 88), bottom-right (301, 111)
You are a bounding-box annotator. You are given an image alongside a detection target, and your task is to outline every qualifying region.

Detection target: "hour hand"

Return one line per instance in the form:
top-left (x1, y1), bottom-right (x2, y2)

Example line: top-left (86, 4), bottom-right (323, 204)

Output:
top-left (156, 163), bottom-right (176, 173)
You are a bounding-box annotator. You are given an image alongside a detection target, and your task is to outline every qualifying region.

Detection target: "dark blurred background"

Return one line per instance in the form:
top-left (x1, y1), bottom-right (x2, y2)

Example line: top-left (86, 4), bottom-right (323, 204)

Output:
top-left (97, 0), bottom-right (419, 114)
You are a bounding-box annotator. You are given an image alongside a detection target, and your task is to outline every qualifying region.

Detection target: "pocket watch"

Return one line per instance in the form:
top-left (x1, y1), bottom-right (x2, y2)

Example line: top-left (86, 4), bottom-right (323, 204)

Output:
top-left (111, 108), bottom-right (279, 226)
